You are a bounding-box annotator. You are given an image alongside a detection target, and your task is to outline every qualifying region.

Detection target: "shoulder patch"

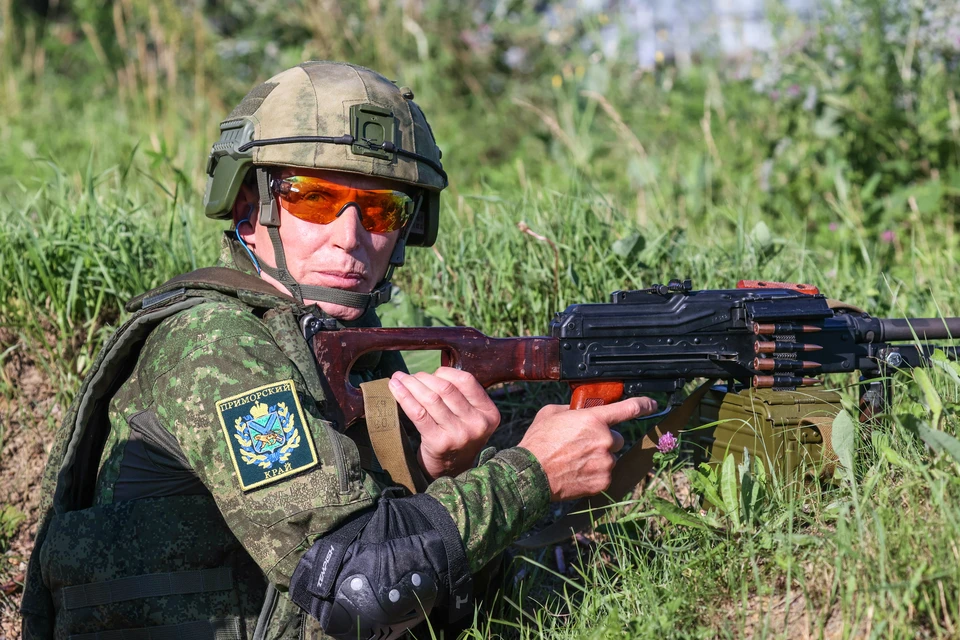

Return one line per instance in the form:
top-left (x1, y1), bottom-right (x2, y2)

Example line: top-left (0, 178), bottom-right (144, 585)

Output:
top-left (216, 380), bottom-right (318, 491)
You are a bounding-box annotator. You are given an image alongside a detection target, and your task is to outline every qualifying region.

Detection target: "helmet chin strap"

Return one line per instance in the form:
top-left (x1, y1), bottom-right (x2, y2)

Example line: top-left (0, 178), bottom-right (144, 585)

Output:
top-left (252, 167), bottom-right (417, 310)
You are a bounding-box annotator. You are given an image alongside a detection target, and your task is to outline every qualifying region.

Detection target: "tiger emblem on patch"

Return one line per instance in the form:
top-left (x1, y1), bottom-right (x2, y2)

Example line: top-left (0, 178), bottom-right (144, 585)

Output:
top-left (235, 400), bottom-right (298, 465)
top-left (215, 380), bottom-right (318, 491)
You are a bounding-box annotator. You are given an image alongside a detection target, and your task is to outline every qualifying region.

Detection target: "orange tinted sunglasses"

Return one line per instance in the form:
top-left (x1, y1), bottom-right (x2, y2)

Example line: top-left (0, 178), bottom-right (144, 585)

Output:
top-left (270, 175), bottom-right (416, 233)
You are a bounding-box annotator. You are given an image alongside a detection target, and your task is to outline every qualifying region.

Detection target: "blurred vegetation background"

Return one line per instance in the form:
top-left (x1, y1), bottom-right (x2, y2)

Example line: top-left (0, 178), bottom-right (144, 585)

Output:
top-left (3, 0), bottom-right (959, 364)
top-left (2, 0), bottom-right (960, 637)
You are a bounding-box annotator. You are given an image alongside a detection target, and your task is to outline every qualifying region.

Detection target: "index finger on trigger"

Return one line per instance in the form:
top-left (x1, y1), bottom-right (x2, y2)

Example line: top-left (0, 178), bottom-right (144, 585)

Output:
top-left (589, 397), bottom-right (658, 424)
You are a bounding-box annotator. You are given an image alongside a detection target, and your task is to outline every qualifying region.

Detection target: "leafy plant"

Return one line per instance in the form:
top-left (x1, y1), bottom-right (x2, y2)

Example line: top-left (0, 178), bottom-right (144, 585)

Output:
top-left (687, 450), bottom-right (771, 533)
top-left (0, 504), bottom-right (25, 552)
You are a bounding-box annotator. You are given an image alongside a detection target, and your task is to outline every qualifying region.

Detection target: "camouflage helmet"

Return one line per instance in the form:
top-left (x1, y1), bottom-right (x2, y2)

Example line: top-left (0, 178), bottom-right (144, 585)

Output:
top-left (203, 61), bottom-right (445, 248)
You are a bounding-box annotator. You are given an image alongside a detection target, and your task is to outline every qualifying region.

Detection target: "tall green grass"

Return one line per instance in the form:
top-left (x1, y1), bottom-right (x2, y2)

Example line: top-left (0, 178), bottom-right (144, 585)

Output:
top-left (2, 0), bottom-right (960, 636)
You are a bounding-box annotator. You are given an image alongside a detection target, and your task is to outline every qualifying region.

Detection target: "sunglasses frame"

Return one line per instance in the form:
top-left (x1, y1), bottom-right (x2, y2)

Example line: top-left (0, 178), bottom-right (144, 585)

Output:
top-left (268, 174), bottom-right (417, 234)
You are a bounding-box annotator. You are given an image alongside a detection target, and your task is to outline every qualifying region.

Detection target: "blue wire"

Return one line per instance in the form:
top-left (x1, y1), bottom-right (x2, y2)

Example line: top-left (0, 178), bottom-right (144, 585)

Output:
top-left (235, 205), bottom-right (262, 275)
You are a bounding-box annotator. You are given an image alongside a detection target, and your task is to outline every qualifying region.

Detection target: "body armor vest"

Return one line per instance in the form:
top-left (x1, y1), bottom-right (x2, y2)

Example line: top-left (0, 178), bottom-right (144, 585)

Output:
top-left (21, 268), bottom-right (396, 640)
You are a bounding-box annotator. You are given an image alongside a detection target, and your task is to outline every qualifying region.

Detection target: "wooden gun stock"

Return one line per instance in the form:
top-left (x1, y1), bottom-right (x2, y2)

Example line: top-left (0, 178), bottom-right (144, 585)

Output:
top-left (313, 327), bottom-right (561, 429)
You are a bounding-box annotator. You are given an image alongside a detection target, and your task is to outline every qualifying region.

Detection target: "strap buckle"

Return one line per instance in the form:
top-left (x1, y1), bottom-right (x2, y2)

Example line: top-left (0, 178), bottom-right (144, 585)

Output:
top-left (368, 283), bottom-right (393, 307)
top-left (300, 313), bottom-right (338, 342)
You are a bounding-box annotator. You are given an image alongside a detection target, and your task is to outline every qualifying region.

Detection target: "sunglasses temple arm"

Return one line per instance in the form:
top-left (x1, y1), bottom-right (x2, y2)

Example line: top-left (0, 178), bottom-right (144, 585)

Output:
top-left (386, 191), bottom-right (424, 269)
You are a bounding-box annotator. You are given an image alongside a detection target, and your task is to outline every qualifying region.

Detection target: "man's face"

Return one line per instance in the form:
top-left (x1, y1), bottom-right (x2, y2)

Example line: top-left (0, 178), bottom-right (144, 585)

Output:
top-left (235, 168), bottom-right (408, 321)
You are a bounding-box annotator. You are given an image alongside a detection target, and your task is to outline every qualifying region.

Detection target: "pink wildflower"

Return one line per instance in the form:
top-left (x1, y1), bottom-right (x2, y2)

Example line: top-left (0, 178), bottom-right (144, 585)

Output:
top-left (881, 230), bottom-right (895, 243)
top-left (829, 222), bottom-right (839, 231)
top-left (657, 432), bottom-right (678, 453)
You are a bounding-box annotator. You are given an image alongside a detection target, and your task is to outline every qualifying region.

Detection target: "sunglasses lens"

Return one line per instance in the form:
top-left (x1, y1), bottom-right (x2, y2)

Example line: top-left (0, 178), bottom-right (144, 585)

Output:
top-left (355, 192), bottom-right (411, 233)
top-left (276, 177), bottom-right (341, 224)
top-left (275, 176), bottom-right (413, 232)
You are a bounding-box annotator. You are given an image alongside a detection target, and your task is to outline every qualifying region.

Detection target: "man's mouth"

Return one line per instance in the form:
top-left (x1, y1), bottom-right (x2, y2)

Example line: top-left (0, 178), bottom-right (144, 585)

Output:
top-left (312, 270), bottom-right (367, 290)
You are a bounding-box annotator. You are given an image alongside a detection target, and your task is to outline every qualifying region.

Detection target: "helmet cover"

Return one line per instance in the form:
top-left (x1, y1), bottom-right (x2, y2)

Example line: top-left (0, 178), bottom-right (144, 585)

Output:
top-left (203, 61), bottom-right (443, 247)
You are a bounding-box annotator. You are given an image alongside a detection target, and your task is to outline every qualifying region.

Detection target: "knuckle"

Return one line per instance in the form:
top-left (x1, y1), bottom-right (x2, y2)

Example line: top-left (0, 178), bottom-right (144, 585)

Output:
top-left (434, 434), bottom-right (455, 450)
top-left (438, 380), bottom-right (457, 396)
top-left (468, 416), bottom-right (487, 432)
top-left (424, 391), bottom-right (443, 406)
top-left (448, 368), bottom-right (471, 382)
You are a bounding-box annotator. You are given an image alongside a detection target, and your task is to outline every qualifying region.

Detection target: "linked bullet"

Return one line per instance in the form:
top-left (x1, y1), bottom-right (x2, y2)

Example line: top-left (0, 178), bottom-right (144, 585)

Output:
top-left (752, 375), bottom-right (821, 388)
top-left (752, 323), bottom-right (822, 335)
top-left (752, 358), bottom-right (821, 372)
top-left (754, 341), bottom-right (824, 354)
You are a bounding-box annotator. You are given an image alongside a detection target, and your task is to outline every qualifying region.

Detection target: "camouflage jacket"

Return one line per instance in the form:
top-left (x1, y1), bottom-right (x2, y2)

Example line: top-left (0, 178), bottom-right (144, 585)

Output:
top-left (24, 234), bottom-right (549, 640)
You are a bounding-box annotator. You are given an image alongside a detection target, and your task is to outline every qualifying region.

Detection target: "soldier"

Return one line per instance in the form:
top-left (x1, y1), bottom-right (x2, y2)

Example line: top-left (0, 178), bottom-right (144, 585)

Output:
top-left (22, 62), bottom-right (655, 640)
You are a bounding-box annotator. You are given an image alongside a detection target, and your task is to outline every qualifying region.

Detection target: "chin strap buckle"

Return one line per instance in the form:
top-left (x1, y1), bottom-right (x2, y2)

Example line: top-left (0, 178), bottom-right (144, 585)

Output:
top-left (368, 282), bottom-right (393, 308)
top-left (300, 313), bottom-right (339, 342)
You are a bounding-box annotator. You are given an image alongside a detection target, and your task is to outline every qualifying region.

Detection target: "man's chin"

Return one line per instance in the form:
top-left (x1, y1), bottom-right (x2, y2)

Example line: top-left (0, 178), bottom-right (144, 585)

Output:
top-left (312, 300), bottom-right (366, 322)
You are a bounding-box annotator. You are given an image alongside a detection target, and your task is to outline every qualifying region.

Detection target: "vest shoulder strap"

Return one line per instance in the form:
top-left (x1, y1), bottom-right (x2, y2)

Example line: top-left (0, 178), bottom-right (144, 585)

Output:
top-left (125, 267), bottom-right (297, 312)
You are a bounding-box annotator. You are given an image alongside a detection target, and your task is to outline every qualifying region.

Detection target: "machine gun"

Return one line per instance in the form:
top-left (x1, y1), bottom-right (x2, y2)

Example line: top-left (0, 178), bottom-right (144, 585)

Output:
top-left (306, 279), bottom-right (960, 429)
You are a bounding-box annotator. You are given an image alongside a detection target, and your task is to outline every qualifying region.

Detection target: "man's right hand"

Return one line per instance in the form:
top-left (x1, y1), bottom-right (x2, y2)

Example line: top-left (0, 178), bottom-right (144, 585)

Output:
top-left (518, 397), bottom-right (658, 502)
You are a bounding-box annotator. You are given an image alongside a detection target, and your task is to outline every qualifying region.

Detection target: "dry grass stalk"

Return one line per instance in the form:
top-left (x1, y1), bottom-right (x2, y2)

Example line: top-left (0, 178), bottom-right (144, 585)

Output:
top-left (517, 220), bottom-right (560, 295)
top-left (511, 98), bottom-right (578, 161)
top-left (580, 89), bottom-right (666, 215)
top-left (80, 22), bottom-right (110, 71)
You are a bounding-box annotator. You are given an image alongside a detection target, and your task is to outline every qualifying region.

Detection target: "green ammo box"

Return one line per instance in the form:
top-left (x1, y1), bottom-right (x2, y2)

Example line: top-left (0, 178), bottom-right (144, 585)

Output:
top-left (686, 386), bottom-right (843, 481)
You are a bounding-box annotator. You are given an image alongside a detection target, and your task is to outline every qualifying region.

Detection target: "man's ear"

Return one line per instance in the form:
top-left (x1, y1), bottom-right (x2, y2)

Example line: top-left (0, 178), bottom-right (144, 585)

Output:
top-left (232, 184), bottom-right (259, 244)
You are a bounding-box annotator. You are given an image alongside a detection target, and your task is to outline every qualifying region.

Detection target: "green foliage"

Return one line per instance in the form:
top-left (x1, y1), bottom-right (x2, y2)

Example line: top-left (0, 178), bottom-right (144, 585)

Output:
top-left (831, 409), bottom-right (857, 477)
top-left (685, 451), bottom-right (772, 534)
top-left (0, 505), bottom-right (25, 552)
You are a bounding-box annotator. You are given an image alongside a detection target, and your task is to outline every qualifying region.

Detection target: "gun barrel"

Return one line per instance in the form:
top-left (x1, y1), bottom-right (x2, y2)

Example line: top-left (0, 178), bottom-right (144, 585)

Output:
top-left (880, 318), bottom-right (960, 341)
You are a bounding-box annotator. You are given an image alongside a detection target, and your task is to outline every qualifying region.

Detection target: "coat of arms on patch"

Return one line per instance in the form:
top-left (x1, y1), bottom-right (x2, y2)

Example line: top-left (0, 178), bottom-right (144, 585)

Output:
top-left (235, 401), bottom-right (298, 466)
top-left (215, 379), bottom-right (318, 491)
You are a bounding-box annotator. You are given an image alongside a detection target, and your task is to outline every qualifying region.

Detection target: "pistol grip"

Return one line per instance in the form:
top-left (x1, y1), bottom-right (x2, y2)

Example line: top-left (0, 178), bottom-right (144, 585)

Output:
top-left (570, 382), bottom-right (624, 409)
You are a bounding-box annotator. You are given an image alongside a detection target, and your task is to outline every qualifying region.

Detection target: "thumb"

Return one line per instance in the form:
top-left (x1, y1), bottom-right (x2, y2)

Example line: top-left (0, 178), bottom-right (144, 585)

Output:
top-left (587, 397), bottom-right (658, 425)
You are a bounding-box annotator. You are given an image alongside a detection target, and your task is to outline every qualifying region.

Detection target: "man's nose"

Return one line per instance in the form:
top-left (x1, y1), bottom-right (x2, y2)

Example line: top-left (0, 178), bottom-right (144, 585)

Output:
top-left (329, 203), bottom-right (365, 250)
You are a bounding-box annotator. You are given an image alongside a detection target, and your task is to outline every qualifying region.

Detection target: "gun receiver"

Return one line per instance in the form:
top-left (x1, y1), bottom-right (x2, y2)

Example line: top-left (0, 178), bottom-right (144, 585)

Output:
top-left (310, 280), bottom-right (960, 429)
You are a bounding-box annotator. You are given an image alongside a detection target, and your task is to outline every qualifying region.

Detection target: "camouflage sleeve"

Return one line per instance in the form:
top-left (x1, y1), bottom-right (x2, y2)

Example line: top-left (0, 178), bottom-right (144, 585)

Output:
top-left (139, 299), bottom-right (550, 584)
top-left (138, 300), bottom-right (382, 588)
top-left (426, 447), bottom-right (551, 573)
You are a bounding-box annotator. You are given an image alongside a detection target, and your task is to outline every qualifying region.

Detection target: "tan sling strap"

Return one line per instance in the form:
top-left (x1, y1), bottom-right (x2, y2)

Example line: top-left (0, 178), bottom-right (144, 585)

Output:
top-left (513, 379), bottom-right (718, 549)
top-left (798, 415), bottom-right (839, 479)
top-left (360, 379), bottom-right (428, 494)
